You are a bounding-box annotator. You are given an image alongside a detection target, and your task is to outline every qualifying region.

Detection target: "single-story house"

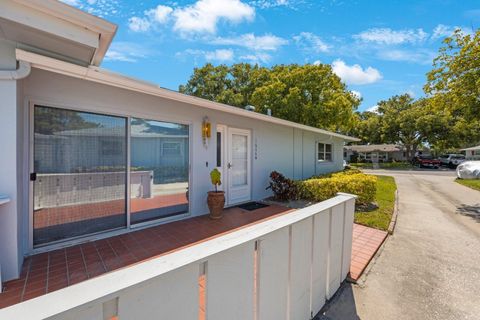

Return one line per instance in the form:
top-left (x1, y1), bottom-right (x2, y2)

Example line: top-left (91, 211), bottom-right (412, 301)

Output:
top-left (0, 0), bottom-right (358, 283)
top-left (344, 144), bottom-right (407, 162)
top-left (462, 145), bottom-right (480, 160)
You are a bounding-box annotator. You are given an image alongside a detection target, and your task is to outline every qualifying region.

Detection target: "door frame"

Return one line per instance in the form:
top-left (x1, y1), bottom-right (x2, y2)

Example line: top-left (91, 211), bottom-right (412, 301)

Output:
top-left (216, 125), bottom-right (252, 207)
top-left (27, 100), bottom-right (193, 254)
top-left (226, 127), bottom-right (252, 206)
top-left (215, 124), bottom-right (227, 196)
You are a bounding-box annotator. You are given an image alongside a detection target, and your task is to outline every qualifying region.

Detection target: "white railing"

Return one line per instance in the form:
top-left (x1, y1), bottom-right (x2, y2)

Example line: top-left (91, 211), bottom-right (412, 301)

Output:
top-left (0, 193), bottom-right (356, 320)
top-left (34, 171), bottom-right (152, 209)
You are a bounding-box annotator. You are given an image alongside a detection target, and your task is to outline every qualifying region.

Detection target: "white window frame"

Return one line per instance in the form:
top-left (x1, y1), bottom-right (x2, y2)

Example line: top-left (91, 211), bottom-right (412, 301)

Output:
top-left (317, 142), bottom-right (333, 162)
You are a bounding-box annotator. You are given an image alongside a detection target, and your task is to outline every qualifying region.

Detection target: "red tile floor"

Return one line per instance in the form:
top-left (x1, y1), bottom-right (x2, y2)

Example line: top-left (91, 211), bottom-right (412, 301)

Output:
top-left (34, 193), bottom-right (188, 229)
top-left (0, 204), bottom-right (292, 309)
top-left (349, 223), bottom-right (388, 281)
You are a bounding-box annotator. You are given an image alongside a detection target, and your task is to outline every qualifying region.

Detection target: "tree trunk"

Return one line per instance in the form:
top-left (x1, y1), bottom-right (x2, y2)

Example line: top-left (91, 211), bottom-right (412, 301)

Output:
top-left (405, 145), bottom-right (411, 161)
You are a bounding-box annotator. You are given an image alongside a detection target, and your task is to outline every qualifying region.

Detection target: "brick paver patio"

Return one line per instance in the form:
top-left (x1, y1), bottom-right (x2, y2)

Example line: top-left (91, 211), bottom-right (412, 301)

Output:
top-left (0, 204), bottom-right (292, 309)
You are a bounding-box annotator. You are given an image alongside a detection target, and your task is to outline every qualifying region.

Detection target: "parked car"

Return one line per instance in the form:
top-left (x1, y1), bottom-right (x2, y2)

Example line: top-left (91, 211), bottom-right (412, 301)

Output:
top-left (457, 161), bottom-right (480, 179)
top-left (414, 155), bottom-right (441, 169)
top-left (439, 154), bottom-right (465, 168)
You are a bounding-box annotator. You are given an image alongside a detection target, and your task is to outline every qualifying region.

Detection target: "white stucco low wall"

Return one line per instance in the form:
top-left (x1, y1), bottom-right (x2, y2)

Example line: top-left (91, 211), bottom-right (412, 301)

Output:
top-left (0, 193), bottom-right (356, 320)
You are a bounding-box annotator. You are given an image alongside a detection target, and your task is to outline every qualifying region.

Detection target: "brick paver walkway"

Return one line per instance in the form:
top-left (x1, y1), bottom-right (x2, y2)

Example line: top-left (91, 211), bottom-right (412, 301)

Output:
top-left (350, 223), bottom-right (388, 281)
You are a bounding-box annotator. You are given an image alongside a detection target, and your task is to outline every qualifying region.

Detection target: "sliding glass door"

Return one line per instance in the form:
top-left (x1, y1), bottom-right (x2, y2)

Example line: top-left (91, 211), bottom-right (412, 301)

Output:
top-left (130, 118), bottom-right (189, 225)
top-left (33, 106), bottom-right (127, 246)
top-left (32, 106), bottom-right (190, 247)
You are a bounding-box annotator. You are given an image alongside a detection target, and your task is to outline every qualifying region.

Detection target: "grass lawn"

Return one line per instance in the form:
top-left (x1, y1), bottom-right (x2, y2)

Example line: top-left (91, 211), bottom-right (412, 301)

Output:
top-left (355, 175), bottom-right (397, 231)
top-left (456, 178), bottom-right (480, 191)
top-left (350, 162), bottom-right (414, 170)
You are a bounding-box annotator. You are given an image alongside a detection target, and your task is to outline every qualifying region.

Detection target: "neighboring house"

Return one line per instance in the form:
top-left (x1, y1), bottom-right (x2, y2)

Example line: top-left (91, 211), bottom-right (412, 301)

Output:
top-left (0, 0), bottom-right (358, 287)
top-left (344, 144), bottom-right (407, 162)
top-left (462, 145), bottom-right (480, 160)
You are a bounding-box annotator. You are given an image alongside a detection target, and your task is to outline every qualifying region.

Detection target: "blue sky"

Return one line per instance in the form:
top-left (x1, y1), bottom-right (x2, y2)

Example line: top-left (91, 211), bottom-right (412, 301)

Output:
top-left (63, 0), bottom-right (479, 112)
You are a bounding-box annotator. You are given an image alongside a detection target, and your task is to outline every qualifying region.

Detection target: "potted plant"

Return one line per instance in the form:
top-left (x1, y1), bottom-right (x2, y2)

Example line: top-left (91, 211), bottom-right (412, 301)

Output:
top-left (207, 168), bottom-right (225, 219)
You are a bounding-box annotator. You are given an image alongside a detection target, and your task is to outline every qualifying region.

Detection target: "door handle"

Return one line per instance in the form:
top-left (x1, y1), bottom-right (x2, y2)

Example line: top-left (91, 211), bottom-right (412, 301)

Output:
top-left (30, 172), bottom-right (37, 181)
top-left (227, 163), bottom-right (232, 169)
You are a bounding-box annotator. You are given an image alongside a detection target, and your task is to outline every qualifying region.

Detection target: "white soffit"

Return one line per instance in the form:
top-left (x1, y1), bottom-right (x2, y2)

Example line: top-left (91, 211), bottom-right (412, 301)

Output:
top-left (17, 49), bottom-right (360, 142)
top-left (0, 0), bottom-right (117, 66)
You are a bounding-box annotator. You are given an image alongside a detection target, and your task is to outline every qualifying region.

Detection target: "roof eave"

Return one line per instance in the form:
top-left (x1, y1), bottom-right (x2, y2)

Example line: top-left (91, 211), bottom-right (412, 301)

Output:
top-left (11, 0), bottom-right (117, 66)
top-left (16, 49), bottom-right (360, 142)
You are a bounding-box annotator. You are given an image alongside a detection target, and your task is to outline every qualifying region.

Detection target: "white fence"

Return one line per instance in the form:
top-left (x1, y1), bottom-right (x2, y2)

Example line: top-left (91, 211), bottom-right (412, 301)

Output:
top-left (0, 193), bottom-right (355, 320)
top-left (34, 171), bottom-right (152, 209)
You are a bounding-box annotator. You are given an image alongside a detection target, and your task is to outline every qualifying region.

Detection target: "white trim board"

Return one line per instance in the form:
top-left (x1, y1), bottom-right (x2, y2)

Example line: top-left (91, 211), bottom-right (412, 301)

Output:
top-left (16, 49), bottom-right (360, 142)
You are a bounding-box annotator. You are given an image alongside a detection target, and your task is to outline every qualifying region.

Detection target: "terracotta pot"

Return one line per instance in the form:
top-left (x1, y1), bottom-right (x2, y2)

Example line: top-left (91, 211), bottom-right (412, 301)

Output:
top-left (207, 191), bottom-right (225, 219)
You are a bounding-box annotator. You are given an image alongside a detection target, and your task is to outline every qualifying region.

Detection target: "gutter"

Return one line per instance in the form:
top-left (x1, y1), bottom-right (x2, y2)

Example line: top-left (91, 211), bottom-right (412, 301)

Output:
top-left (0, 61), bottom-right (31, 80)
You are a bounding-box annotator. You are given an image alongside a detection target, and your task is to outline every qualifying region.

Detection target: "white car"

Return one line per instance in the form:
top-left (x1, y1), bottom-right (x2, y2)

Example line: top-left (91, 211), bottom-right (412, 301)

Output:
top-left (439, 154), bottom-right (465, 167)
top-left (456, 161), bottom-right (480, 179)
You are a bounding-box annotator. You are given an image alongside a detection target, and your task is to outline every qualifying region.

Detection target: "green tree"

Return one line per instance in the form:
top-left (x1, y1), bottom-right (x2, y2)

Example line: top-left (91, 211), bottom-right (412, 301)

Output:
top-left (34, 107), bottom-right (100, 135)
top-left (375, 94), bottom-right (426, 159)
top-left (424, 28), bottom-right (480, 147)
top-left (350, 111), bottom-right (382, 144)
top-left (180, 63), bottom-right (360, 132)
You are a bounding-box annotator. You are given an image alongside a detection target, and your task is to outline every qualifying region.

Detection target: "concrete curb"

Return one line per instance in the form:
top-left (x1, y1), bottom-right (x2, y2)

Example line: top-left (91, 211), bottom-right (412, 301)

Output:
top-left (387, 189), bottom-right (399, 235)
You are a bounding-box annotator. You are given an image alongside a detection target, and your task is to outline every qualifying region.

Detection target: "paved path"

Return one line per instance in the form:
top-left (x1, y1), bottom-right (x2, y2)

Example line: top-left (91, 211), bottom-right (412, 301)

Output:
top-left (350, 224), bottom-right (388, 281)
top-left (319, 170), bottom-right (480, 320)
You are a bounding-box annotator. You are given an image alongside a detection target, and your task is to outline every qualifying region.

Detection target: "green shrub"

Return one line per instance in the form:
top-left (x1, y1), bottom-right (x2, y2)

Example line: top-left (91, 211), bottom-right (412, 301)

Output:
top-left (300, 172), bottom-right (377, 205)
top-left (310, 168), bottom-right (363, 179)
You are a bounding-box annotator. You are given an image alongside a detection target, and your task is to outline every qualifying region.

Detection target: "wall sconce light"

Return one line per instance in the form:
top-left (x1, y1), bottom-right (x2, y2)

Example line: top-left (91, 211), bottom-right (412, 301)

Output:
top-left (202, 116), bottom-right (211, 148)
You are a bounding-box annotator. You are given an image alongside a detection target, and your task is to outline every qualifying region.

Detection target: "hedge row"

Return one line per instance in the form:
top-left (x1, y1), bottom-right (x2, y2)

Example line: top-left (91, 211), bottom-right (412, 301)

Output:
top-left (268, 169), bottom-right (377, 205)
top-left (300, 171), bottom-right (377, 205)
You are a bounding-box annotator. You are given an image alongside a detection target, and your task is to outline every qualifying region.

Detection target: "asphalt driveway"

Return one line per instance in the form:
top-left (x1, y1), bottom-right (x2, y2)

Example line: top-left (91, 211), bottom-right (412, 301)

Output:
top-left (318, 170), bottom-right (480, 320)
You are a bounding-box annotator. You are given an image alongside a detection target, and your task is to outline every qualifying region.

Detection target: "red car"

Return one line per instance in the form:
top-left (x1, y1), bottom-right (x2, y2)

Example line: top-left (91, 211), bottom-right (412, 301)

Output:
top-left (414, 155), bottom-right (441, 169)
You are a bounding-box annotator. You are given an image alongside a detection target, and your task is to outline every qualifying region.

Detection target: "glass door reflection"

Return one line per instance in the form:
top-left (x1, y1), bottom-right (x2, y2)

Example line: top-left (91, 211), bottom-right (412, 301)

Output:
top-left (33, 105), bottom-right (127, 246)
top-left (130, 118), bottom-right (189, 224)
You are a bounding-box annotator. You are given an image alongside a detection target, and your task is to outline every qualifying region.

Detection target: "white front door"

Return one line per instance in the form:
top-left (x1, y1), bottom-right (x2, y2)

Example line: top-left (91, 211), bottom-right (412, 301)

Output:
top-left (226, 128), bottom-right (251, 205)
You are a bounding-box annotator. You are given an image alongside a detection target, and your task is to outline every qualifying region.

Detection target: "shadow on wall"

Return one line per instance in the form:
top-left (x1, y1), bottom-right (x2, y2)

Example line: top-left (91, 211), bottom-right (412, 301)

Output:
top-left (457, 204), bottom-right (480, 223)
top-left (314, 282), bottom-right (360, 320)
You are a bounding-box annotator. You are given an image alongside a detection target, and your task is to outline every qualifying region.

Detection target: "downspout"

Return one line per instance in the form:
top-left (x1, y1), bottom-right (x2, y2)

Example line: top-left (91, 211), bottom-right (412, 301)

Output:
top-left (0, 61), bottom-right (31, 80)
top-left (0, 60), bottom-right (30, 291)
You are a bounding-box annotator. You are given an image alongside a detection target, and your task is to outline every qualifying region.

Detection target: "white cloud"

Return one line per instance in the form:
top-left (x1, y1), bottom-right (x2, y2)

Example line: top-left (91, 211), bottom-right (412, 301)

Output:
top-left (239, 52), bottom-right (272, 63)
top-left (211, 33), bottom-right (287, 51)
top-left (129, 0), bottom-right (255, 35)
top-left (366, 105), bottom-right (379, 113)
top-left (173, 0), bottom-right (255, 34)
top-left (60, 0), bottom-right (120, 17)
top-left (128, 16), bottom-right (151, 32)
top-left (293, 32), bottom-right (330, 53)
top-left (146, 5), bottom-right (173, 24)
top-left (332, 59), bottom-right (382, 85)
top-left (104, 42), bottom-right (148, 62)
top-left (378, 49), bottom-right (435, 65)
top-left (179, 48), bottom-right (235, 62)
top-left (250, 0), bottom-right (299, 9)
top-left (354, 28), bottom-right (428, 45)
top-left (129, 5), bottom-right (173, 32)
top-left (205, 49), bottom-right (235, 62)
top-left (351, 90), bottom-right (362, 99)
top-left (431, 24), bottom-right (472, 39)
